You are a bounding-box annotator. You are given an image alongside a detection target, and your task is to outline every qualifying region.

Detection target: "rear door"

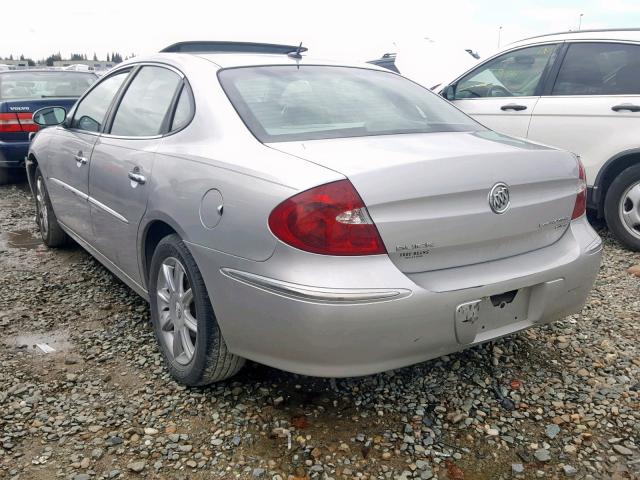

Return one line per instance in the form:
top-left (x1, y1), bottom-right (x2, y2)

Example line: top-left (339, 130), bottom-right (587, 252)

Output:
top-left (528, 41), bottom-right (640, 185)
top-left (44, 70), bottom-right (130, 240)
top-left (448, 43), bottom-right (560, 138)
top-left (88, 65), bottom-right (186, 284)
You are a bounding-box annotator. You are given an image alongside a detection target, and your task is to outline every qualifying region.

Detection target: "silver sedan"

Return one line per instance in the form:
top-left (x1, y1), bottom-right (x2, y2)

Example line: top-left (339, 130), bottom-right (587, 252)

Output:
top-left (27, 42), bottom-right (603, 385)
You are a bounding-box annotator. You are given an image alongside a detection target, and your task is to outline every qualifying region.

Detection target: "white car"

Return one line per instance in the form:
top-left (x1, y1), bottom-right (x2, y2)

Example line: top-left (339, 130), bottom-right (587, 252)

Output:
top-left (437, 29), bottom-right (640, 250)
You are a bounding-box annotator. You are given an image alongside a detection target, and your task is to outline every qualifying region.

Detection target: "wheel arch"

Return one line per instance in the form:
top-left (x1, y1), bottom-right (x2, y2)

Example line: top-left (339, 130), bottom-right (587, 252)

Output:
top-left (593, 148), bottom-right (640, 217)
top-left (140, 215), bottom-right (186, 289)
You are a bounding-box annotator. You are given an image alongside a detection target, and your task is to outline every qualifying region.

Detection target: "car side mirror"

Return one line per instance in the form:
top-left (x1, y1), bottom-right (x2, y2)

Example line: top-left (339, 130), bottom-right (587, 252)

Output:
top-left (443, 84), bottom-right (456, 101)
top-left (33, 106), bottom-right (67, 127)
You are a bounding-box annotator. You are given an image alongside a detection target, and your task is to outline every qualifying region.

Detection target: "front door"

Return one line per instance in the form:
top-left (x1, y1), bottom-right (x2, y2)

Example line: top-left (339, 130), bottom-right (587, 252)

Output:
top-left (88, 65), bottom-right (183, 284)
top-left (449, 43), bottom-right (560, 139)
top-left (44, 128), bottom-right (97, 240)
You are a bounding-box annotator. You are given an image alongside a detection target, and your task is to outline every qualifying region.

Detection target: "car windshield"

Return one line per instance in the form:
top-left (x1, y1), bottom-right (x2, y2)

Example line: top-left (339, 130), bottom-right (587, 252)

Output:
top-left (218, 65), bottom-right (483, 142)
top-left (0, 71), bottom-right (97, 100)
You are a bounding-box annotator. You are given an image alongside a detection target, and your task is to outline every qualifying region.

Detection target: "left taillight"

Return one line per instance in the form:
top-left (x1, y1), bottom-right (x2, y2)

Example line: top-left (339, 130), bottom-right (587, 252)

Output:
top-left (571, 156), bottom-right (587, 220)
top-left (268, 179), bottom-right (387, 256)
top-left (0, 112), bottom-right (39, 133)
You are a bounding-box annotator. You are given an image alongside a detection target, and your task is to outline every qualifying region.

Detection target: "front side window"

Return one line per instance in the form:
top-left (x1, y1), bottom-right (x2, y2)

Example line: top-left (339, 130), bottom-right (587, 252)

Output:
top-left (219, 66), bottom-right (482, 143)
top-left (71, 71), bottom-right (129, 132)
top-left (110, 66), bottom-right (182, 136)
top-left (455, 44), bottom-right (558, 99)
top-left (0, 71), bottom-right (96, 100)
top-left (553, 42), bottom-right (640, 96)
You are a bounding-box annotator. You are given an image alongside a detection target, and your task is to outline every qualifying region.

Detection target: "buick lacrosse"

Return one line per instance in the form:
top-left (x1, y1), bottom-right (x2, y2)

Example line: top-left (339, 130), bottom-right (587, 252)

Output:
top-left (27, 42), bottom-right (602, 385)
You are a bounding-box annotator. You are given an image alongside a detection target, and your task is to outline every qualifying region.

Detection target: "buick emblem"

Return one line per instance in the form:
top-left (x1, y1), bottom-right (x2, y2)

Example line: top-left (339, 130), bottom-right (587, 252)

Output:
top-left (488, 182), bottom-right (510, 214)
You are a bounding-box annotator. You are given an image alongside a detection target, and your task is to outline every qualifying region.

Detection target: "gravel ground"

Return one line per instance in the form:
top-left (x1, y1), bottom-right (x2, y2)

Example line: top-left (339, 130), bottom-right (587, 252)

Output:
top-left (0, 181), bottom-right (638, 480)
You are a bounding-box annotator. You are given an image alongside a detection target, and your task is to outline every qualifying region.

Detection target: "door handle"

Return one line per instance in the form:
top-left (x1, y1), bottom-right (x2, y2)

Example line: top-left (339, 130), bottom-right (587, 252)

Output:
top-left (74, 153), bottom-right (88, 165)
top-left (500, 103), bottom-right (527, 111)
top-left (612, 103), bottom-right (640, 112)
top-left (128, 171), bottom-right (146, 185)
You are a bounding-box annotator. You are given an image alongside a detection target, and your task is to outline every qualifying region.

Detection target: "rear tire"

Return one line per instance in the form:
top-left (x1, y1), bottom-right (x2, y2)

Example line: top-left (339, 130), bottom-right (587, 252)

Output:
top-left (34, 167), bottom-right (68, 247)
top-left (604, 164), bottom-right (640, 251)
top-left (149, 234), bottom-right (245, 386)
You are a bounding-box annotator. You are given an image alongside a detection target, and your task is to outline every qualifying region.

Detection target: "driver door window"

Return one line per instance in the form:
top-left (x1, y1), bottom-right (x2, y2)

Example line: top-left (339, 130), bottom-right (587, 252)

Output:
top-left (70, 71), bottom-right (129, 132)
top-left (455, 45), bottom-right (558, 99)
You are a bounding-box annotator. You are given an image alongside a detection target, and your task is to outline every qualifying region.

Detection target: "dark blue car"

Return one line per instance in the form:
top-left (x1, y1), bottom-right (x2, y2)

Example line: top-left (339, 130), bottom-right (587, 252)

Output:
top-left (0, 69), bottom-right (97, 183)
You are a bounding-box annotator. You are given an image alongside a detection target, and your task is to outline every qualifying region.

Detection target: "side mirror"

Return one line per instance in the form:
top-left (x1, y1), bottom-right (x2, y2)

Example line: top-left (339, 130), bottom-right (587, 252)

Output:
top-left (443, 84), bottom-right (456, 101)
top-left (33, 106), bottom-right (67, 127)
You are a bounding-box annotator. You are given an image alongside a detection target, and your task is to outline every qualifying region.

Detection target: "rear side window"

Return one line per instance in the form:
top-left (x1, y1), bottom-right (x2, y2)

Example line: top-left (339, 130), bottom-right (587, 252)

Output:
top-left (110, 66), bottom-right (182, 137)
top-left (71, 71), bottom-right (129, 132)
top-left (454, 45), bottom-right (558, 99)
top-left (170, 85), bottom-right (193, 131)
top-left (553, 42), bottom-right (640, 95)
top-left (219, 65), bottom-right (482, 143)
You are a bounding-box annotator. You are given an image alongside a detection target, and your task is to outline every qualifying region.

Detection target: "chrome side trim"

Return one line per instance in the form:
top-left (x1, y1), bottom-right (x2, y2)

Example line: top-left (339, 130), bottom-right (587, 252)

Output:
top-left (49, 177), bottom-right (88, 200)
top-left (221, 268), bottom-right (411, 304)
top-left (88, 196), bottom-right (129, 223)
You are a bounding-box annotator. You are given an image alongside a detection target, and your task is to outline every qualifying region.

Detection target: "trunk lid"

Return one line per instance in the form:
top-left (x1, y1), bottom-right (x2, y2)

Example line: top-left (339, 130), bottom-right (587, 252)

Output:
top-left (268, 131), bottom-right (580, 273)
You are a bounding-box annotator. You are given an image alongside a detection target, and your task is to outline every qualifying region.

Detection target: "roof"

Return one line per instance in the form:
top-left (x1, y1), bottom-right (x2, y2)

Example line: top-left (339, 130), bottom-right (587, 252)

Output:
top-left (119, 51), bottom-right (383, 72)
top-left (143, 40), bottom-right (383, 70)
top-left (508, 28), bottom-right (640, 47)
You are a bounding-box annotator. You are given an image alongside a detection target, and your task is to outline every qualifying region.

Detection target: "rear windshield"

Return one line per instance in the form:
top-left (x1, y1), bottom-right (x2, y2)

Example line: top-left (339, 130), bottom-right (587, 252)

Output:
top-left (218, 65), bottom-right (483, 142)
top-left (0, 71), bottom-right (97, 100)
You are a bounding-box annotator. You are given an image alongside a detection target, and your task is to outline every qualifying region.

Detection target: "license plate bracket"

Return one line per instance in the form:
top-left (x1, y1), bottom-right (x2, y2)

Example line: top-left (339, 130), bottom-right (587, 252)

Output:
top-left (455, 288), bottom-right (530, 344)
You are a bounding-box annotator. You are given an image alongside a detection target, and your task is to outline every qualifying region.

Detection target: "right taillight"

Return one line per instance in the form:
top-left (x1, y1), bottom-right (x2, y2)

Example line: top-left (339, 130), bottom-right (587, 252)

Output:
top-left (571, 156), bottom-right (587, 220)
top-left (268, 179), bottom-right (387, 256)
top-left (0, 112), bottom-right (39, 133)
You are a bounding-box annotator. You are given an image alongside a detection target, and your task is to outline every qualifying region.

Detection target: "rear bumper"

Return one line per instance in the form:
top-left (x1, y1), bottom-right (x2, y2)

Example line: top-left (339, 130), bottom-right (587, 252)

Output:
top-left (188, 216), bottom-right (602, 378)
top-left (0, 140), bottom-right (29, 168)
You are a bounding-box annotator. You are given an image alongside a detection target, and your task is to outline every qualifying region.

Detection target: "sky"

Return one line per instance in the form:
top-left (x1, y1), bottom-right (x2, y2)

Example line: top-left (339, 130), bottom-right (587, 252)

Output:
top-left (2, 0), bottom-right (640, 63)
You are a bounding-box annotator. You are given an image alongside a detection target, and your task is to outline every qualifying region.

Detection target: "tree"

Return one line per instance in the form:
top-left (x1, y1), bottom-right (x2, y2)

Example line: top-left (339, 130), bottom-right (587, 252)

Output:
top-left (44, 52), bottom-right (62, 67)
top-left (93, 52), bottom-right (98, 61)
top-left (106, 53), bottom-right (110, 62)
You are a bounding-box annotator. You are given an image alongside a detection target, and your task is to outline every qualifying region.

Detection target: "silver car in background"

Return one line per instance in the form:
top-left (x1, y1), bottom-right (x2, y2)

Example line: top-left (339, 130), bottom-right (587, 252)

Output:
top-left (27, 42), bottom-right (602, 385)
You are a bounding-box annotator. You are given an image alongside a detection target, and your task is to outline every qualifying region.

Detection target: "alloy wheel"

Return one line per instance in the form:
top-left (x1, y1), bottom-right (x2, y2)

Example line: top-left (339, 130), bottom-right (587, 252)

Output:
top-left (619, 181), bottom-right (640, 240)
top-left (156, 257), bottom-right (198, 365)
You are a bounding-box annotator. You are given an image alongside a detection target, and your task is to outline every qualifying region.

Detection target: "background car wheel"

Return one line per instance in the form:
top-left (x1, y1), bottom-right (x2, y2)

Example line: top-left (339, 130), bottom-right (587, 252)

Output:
top-left (34, 167), bottom-right (68, 247)
top-left (604, 163), bottom-right (640, 251)
top-left (149, 234), bottom-right (245, 386)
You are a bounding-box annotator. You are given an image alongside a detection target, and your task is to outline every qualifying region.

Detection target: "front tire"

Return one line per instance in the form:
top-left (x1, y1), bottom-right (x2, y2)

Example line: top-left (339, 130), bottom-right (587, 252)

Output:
top-left (34, 167), bottom-right (68, 247)
top-left (149, 234), bottom-right (245, 386)
top-left (604, 164), bottom-right (640, 251)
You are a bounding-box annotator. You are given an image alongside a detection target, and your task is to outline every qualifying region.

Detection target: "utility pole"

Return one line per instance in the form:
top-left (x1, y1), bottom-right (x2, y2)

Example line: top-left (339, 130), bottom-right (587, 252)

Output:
top-left (498, 26), bottom-right (503, 49)
top-left (578, 13), bottom-right (584, 30)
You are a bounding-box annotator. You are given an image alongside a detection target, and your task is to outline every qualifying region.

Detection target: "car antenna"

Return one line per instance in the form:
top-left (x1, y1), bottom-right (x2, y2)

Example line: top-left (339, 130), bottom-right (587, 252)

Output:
top-left (288, 42), bottom-right (304, 60)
